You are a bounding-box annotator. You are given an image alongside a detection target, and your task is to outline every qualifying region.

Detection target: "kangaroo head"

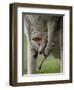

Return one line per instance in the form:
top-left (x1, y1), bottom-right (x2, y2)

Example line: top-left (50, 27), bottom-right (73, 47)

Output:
top-left (31, 31), bottom-right (47, 54)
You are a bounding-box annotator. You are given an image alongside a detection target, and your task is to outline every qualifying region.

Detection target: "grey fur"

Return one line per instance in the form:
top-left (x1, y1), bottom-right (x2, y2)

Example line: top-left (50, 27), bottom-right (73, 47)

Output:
top-left (24, 14), bottom-right (63, 74)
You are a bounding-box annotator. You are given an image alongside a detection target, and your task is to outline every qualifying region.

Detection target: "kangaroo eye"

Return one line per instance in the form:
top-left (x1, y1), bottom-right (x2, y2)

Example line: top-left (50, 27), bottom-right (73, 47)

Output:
top-left (38, 43), bottom-right (40, 46)
top-left (32, 37), bottom-right (41, 41)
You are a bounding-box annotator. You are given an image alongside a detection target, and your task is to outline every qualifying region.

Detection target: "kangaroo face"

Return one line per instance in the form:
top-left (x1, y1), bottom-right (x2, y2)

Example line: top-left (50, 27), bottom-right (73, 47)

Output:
top-left (31, 32), bottom-right (47, 54)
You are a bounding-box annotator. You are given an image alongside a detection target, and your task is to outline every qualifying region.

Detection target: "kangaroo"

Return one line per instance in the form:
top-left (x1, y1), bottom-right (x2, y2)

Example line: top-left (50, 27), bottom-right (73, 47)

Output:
top-left (24, 14), bottom-right (63, 74)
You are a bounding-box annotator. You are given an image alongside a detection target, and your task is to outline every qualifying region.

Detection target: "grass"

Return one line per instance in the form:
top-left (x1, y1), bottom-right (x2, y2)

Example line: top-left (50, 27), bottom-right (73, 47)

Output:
top-left (35, 55), bottom-right (60, 74)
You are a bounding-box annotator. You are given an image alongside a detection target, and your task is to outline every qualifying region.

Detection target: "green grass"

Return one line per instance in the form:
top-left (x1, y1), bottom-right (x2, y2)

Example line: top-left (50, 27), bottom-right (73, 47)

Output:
top-left (35, 55), bottom-right (60, 74)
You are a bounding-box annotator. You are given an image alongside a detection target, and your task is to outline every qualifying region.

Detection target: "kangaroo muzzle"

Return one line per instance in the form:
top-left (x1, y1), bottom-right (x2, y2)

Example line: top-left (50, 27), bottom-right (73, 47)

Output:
top-left (39, 44), bottom-right (46, 54)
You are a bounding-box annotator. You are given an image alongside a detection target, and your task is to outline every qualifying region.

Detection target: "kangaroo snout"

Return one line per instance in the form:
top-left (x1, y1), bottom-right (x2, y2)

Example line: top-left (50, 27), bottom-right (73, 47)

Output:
top-left (38, 44), bottom-right (46, 54)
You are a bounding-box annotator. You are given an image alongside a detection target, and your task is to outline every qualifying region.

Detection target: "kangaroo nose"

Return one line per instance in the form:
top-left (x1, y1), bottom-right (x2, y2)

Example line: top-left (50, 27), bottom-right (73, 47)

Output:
top-left (39, 51), bottom-right (43, 54)
top-left (39, 45), bottom-right (45, 54)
